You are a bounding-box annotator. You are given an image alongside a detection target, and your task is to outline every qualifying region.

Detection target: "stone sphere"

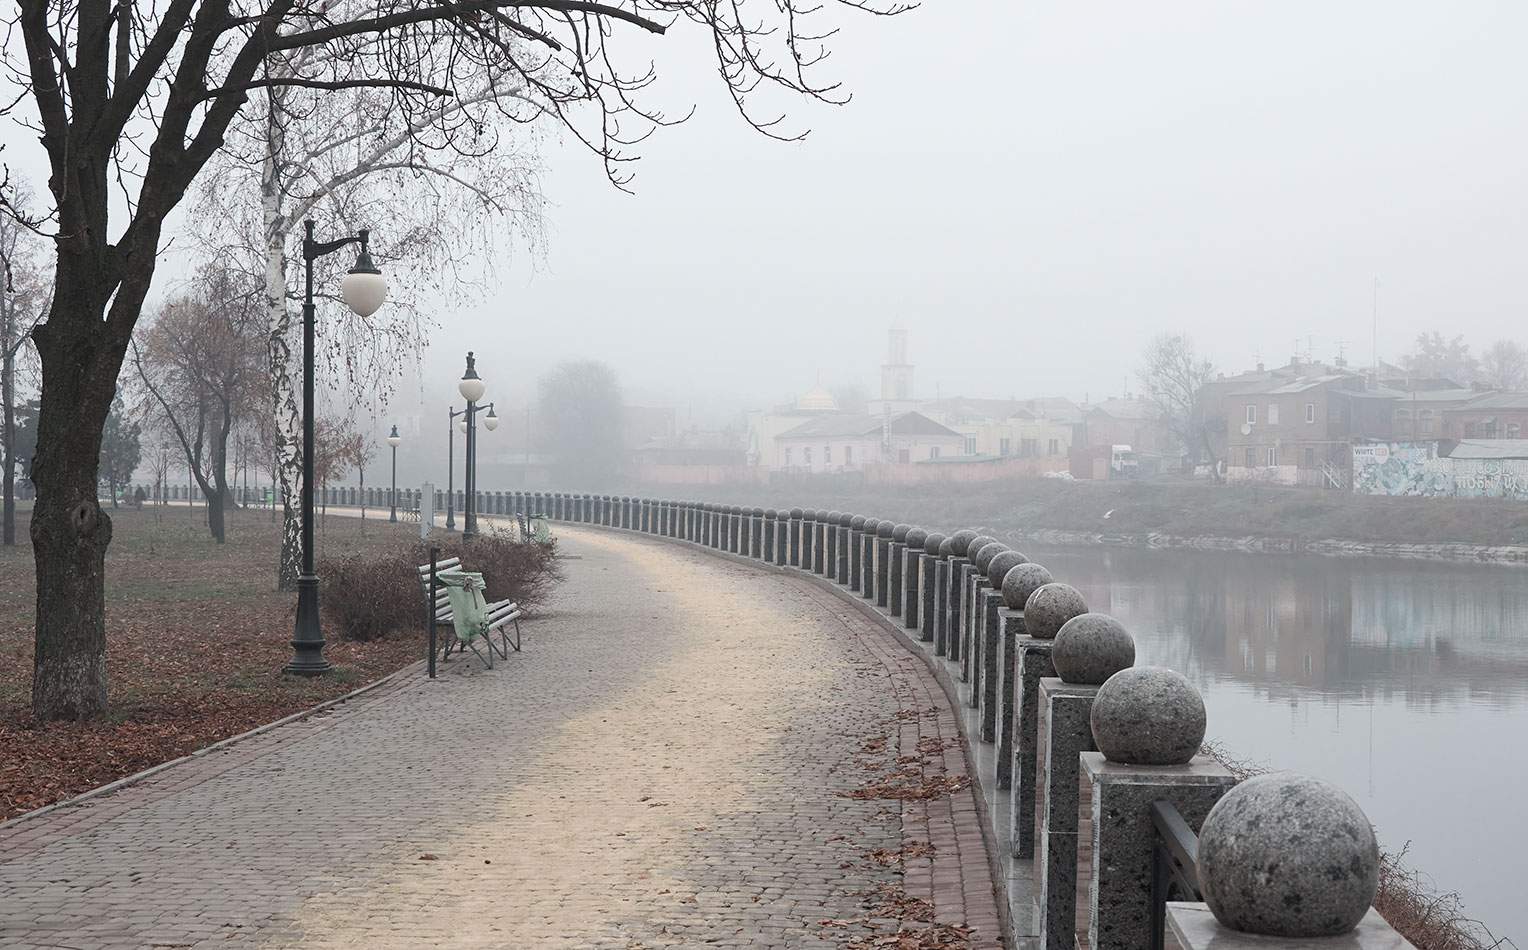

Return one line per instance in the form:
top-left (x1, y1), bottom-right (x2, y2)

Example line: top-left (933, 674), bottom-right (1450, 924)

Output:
top-left (938, 537), bottom-right (957, 557)
top-left (827, 510), bottom-right (841, 525)
top-left (1001, 563), bottom-right (1054, 610)
top-left (838, 512), bottom-right (854, 527)
top-left (765, 508), bottom-right (778, 519)
top-left (892, 523), bottom-right (911, 542)
top-left (863, 518), bottom-right (881, 533)
top-left (877, 521), bottom-right (895, 539)
top-left (1198, 773), bottom-right (1380, 937)
top-left (986, 550), bottom-right (1029, 589)
top-left (923, 532), bottom-right (947, 555)
top-left (1023, 583), bottom-right (1088, 639)
top-left (966, 535), bottom-right (996, 561)
top-left (752, 506), bottom-right (765, 517)
top-left (1089, 667), bottom-right (1205, 765)
top-left (731, 505), bottom-right (743, 514)
top-left (623, 496), bottom-right (631, 502)
top-left (905, 527), bottom-right (929, 548)
top-left (803, 509), bottom-right (817, 521)
top-left (790, 507), bottom-right (804, 519)
top-left (850, 515), bottom-right (867, 530)
top-left (1052, 613), bottom-right (1135, 685)
top-left (949, 529), bottom-right (980, 557)
top-left (973, 541), bottom-right (1010, 574)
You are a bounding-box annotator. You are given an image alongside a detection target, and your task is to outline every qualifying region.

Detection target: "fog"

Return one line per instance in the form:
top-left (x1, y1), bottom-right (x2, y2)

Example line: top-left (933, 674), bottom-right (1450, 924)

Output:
top-left (10, 3), bottom-right (1528, 484)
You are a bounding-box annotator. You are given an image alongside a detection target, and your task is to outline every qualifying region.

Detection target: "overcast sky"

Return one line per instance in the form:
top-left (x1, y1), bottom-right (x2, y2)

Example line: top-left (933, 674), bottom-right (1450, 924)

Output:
top-left (11, 2), bottom-right (1528, 441)
top-left (408, 1), bottom-right (1528, 427)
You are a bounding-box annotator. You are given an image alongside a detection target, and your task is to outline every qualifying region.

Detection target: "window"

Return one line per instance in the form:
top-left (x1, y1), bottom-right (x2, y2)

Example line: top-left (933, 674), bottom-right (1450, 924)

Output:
top-left (930, 446), bottom-right (940, 459)
top-left (1267, 447), bottom-right (1278, 467)
top-left (784, 448), bottom-right (792, 467)
top-left (1245, 405), bottom-right (1257, 425)
top-left (1048, 438), bottom-right (1060, 455)
top-left (999, 438), bottom-right (1011, 456)
top-left (1511, 424), bottom-right (1522, 439)
top-left (964, 437), bottom-right (978, 455)
top-left (824, 445), bottom-right (832, 468)
top-left (1021, 437), bottom-right (1038, 457)
top-left (844, 445), bottom-right (853, 466)
top-left (1303, 448), bottom-right (1315, 469)
top-left (803, 447), bottom-right (812, 468)
top-left (1420, 410), bottom-right (1434, 436)
top-left (1267, 404), bottom-right (1279, 425)
top-left (1395, 409), bottom-right (1411, 431)
top-left (897, 449), bottom-right (910, 464)
top-left (1245, 447), bottom-right (1256, 468)
top-left (1306, 403), bottom-right (1316, 424)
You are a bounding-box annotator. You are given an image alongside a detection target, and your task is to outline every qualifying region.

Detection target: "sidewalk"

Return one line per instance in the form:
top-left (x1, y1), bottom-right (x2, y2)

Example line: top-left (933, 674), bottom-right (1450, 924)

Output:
top-left (0, 525), bottom-right (1002, 949)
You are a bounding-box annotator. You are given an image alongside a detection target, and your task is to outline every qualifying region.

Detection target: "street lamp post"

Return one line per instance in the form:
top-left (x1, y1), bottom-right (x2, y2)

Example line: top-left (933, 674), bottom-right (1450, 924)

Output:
top-left (285, 219), bottom-right (386, 677)
top-left (447, 406), bottom-right (464, 531)
top-left (388, 425), bottom-right (401, 522)
top-left (456, 353), bottom-right (500, 539)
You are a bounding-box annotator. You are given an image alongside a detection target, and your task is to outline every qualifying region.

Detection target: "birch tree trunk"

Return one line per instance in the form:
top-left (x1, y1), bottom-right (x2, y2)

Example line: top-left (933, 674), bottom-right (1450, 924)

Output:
top-left (262, 131), bottom-right (304, 590)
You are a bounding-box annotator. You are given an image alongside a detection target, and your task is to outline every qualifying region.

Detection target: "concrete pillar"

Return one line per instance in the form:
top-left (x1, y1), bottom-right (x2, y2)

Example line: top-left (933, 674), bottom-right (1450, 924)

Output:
top-left (853, 517), bottom-right (871, 596)
top-left (920, 533), bottom-right (945, 642)
top-left (947, 558), bottom-right (970, 662)
top-left (1037, 678), bottom-right (1101, 950)
top-left (763, 509), bottom-right (777, 562)
top-left (888, 524), bottom-right (909, 617)
top-left (731, 505), bottom-right (742, 554)
top-left (789, 508), bottom-right (804, 566)
top-left (1009, 632), bottom-right (1056, 860)
top-left (876, 522), bottom-right (894, 608)
top-left (750, 508), bottom-right (764, 559)
top-left (776, 510), bottom-right (789, 566)
top-left (902, 528), bottom-right (927, 630)
top-left (823, 510), bottom-right (839, 576)
top-left (836, 513), bottom-right (852, 585)
top-left (1082, 754), bottom-right (1235, 950)
top-left (977, 587), bottom-right (1005, 719)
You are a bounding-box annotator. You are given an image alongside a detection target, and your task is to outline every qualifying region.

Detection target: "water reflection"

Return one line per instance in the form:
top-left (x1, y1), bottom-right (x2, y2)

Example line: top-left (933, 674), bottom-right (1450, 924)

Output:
top-left (1013, 542), bottom-right (1528, 942)
top-left (1022, 545), bottom-right (1528, 707)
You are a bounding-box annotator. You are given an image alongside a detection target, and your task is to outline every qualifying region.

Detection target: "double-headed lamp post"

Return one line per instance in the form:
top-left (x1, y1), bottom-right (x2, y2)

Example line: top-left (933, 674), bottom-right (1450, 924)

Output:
top-left (387, 425), bottom-right (402, 522)
top-left (285, 220), bottom-right (386, 677)
top-left (455, 353), bottom-right (499, 539)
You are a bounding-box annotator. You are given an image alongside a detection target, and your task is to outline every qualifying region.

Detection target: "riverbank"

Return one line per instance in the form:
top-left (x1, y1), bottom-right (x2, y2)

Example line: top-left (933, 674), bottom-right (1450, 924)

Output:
top-left (621, 477), bottom-right (1528, 564)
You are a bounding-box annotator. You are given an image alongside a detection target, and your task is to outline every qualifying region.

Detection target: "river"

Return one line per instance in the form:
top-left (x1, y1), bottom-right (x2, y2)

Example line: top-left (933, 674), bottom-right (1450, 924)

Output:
top-left (1017, 542), bottom-right (1527, 946)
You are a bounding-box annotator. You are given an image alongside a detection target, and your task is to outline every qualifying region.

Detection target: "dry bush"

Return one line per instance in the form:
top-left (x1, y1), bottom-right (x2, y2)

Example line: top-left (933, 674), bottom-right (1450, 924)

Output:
top-left (319, 528), bottom-right (563, 642)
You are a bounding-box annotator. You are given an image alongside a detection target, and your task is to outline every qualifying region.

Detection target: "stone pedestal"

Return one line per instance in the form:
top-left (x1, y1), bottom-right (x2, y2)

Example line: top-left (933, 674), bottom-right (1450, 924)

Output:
top-left (814, 521), bottom-right (828, 575)
top-left (837, 526), bottom-right (851, 585)
top-left (889, 544), bottom-right (904, 617)
top-left (995, 609), bottom-right (1026, 789)
top-left (878, 539), bottom-right (892, 607)
top-left (1037, 679), bottom-right (1100, 950)
top-left (934, 559), bottom-right (951, 655)
top-left (920, 555), bottom-right (937, 641)
top-left (947, 559), bottom-right (970, 662)
top-left (977, 589), bottom-right (1004, 719)
top-left (850, 529), bottom-right (863, 591)
top-left (1166, 905), bottom-right (1418, 950)
top-left (1010, 635), bottom-right (1056, 860)
top-left (1082, 754), bottom-right (1236, 950)
top-left (903, 550), bottom-right (922, 629)
top-left (966, 576), bottom-right (990, 686)
top-left (861, 533), bottom-right (876, 599)
top-left (825, 521), bottom-right (837, 575)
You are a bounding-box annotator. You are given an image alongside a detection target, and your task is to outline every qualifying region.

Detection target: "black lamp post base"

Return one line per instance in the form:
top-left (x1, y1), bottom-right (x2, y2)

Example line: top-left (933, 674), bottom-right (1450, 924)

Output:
top-left (285, 575), bottom-right (331, 676)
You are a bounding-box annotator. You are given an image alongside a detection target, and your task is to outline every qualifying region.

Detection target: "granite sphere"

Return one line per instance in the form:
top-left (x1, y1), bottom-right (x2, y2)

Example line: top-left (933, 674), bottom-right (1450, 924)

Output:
top-left (923, 532), bottom-right (947, 555)
top-left (938, 537), bottom-right (957, 558)
top-left (1001, 563), bottom-right (1055, 610)
top-left (790, 507), bottom-right (804, 519)
top-left (752, 506), bottom-right (765, 517)
top-left (731, 505), bottom-right (742, 514)
top-left (892, 523), bottom-right (911, 542)
top-left (973, 541), bottom-right (1010, 575)
top-left (905, 528), bottom-right (929, 549)
top-left (1198, 773), bottom-right (1380, 937)
top-left (863, 518), bottom-right (881, 534)
top-left (827, 510), bottom-right (842, 525)
top-left (986, 550), bottom-right (1029, 589)
top-left (949, 529), bottom-right (980, 557)
top-left (1023, 583), bottom-right (1088, 640)
top-left (803, 509), bottom-right (817, 521)
top-left (850, 515), bottom-right (867, 530)
top-left (765, 508), bottom-right (778, 519)
top-left (965, 535), bottom-right (997, 564)
top-left (1051, 613), bottom-right (1135, 685)
top-left (834, 512), bottom-right (849, 527)
top-left (1089, 667), bottom-right (1205, 765)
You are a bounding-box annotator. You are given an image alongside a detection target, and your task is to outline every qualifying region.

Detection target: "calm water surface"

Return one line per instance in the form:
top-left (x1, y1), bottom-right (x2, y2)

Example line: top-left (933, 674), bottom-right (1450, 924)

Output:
top-left (1021, 543), bottom-right (1527, 945)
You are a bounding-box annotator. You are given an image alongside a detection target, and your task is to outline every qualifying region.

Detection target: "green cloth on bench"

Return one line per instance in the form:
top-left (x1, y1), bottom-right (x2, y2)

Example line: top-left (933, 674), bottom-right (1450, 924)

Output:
top-left (437, 569), bottom-right (490, 645)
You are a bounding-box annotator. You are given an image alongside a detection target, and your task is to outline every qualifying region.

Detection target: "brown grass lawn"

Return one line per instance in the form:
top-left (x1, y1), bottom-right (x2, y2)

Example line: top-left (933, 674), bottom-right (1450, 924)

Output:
top-left (0, 504), bottom-right (431, 822)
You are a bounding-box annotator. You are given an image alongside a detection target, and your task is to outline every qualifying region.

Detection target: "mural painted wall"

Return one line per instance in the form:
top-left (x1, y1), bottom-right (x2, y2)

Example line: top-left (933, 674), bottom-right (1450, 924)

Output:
top-left (1352, 443), bottom-right (1528, 500)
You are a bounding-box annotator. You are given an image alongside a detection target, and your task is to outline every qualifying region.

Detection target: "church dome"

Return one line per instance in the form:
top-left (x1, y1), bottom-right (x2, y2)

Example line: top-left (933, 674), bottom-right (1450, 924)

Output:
top-left (794, 384), bottom-right (839, 412)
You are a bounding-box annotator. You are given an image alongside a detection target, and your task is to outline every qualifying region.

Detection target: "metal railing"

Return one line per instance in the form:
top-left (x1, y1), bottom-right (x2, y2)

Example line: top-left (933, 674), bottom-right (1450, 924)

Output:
top-left (1150, 800), bottom-right (1204, 950)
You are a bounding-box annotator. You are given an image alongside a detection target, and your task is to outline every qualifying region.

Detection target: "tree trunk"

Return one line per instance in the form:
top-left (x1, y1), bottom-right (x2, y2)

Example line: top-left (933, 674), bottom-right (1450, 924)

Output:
top-left (2, 298), bottom-right (15, 547)
top-left (263, 151), bottom-right (303, 590)
top-left (30, 279), bottom-right (125, 720)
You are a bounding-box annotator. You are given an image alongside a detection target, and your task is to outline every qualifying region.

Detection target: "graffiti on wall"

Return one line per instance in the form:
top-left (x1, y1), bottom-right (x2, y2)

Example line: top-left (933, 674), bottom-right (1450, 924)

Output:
top-left (1352, 443), bottom-right (1528, 500)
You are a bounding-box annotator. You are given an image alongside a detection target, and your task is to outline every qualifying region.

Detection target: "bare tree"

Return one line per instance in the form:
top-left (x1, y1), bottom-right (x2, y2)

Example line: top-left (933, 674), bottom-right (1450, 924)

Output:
top-left (1138, 334), bottom-right (1217, 474)
top-left (1403, 332), bottom-right (1478, 384)
top-left (537, 360), bottom-right (624, 487)
top-left (133, 262), bottom-right (266, 542)
top-left (1, 202), bottom-right (46, 545)
top-left (3, 0), bottom-right (906, 720)
top-left (1478, 340), bottom-right (1527, 391)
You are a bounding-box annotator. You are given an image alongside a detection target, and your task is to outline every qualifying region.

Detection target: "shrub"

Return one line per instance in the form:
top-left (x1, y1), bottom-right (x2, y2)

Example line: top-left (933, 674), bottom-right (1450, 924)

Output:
top-left (317, 547), bottom-right (424, 642)
top-left (410, 525), bottom-right (564, 615)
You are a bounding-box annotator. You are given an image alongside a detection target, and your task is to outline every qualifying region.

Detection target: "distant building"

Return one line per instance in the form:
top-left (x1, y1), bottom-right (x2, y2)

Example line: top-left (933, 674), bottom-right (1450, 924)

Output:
top-left (774, 411), bottom-right (964, 472)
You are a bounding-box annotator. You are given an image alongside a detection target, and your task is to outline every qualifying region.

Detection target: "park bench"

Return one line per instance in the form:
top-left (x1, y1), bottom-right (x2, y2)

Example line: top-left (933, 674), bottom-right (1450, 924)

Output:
top-left (415, 555), bottom-right (523, 668)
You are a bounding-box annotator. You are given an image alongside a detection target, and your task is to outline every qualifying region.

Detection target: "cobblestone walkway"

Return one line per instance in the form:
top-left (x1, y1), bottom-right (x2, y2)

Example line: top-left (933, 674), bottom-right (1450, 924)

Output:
top-left (0, 525), bottom-right (1002, 949)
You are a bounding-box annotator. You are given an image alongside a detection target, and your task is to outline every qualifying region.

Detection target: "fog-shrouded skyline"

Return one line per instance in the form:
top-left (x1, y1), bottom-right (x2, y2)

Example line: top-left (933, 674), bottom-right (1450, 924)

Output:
top-left (10, 2), bottom-right (1527, 435)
